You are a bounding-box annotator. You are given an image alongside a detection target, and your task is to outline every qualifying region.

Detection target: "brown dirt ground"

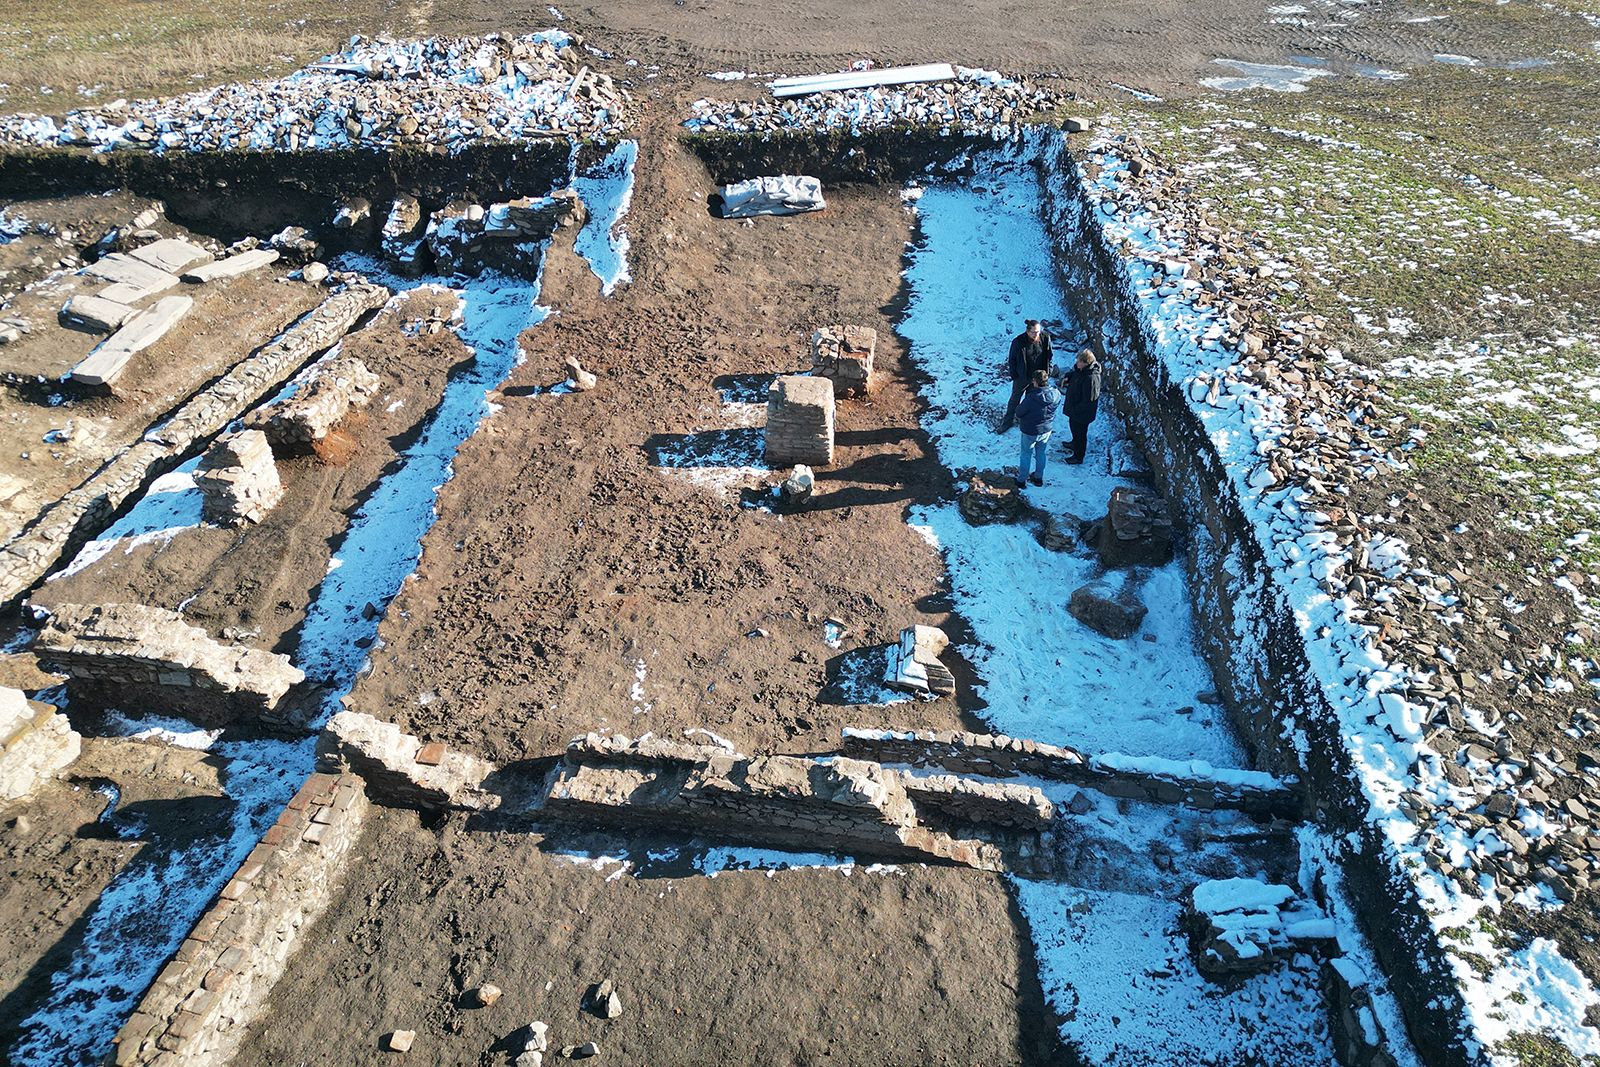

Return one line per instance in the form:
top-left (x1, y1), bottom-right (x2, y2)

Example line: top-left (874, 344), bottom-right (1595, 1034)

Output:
top-left (0, 737), bottom-right (234, 1054)
top-left (357, 98), bottom-right (985, 764)
top-left (233, 806), bottom-right (1065, 1067)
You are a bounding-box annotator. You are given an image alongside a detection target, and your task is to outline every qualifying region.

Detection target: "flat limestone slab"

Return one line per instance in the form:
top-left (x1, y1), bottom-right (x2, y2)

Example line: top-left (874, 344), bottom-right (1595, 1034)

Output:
top-left (81, 252), bottom-right (177, 292)
top-left (60, 293), bottom-right (138, 334)
top-left (128, 238), bottom-right (214, 276)
top-left (182, 248), bottom-right (280, 284)
top-left (70, 295), bottom-right (193, 387)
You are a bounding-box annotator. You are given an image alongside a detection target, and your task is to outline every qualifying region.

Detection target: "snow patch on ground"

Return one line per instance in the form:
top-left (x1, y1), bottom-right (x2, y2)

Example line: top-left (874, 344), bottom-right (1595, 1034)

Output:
top-left (573, 140), bottom-right (637, 295)
top-left (53, 466), bottom-right (204, 579)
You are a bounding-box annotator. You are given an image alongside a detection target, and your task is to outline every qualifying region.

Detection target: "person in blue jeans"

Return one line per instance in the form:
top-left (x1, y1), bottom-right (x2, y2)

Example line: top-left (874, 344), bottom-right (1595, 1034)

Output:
top-left (1015, 369), bottom-right (1062, 488)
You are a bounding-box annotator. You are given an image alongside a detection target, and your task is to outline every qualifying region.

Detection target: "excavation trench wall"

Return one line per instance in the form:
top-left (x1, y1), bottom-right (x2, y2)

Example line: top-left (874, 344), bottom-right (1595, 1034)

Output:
top-left (686, 125), bottom-right (1462, 1065)
top-left (0, 141), bottom-right (573, 243)
top-left (1030, 130), bottom-right (1463, 1065)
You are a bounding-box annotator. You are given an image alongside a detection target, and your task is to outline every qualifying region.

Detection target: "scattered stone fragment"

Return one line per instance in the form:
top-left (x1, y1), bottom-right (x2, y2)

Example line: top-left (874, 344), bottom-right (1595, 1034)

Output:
top-left (270, 225), bottom-right (323, 264)
top-left (468, 983), bottom-right (502, 1008)
top-left (386, 1030), bottom-right (415, 1053)
top-left (563, 355), bottom-right (597, 391)
top-left (302, 262), bottom-right (331, 284)
top-left (780, 464), bottom-right (814, 504)
top-left (1064, 115), bottom-right (1091, 133)
top-left (333, 197), bottom-right (372, 229)
top-left (587, 980), bottom-right (621, 1019)
top-left (575, 1041), bottom-right (600, 1058)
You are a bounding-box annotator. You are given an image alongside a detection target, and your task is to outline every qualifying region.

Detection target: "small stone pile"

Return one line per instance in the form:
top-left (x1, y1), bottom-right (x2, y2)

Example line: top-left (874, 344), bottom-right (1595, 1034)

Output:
top-left (764, 374), bottom-right (834, 466)
top-left (685, 69), bottom-right (1063, 136)
top-left (195, 429), bottom-right (283, 526)
top-left (885, 624), bottom-right (957, 697)
top-left (32, 602), bottom-right (305, 725)
top-left (810, 324), bottom-right (877, 396)
top-left (248, 356), bottom-right (379, 451)
top-left (0, 33), bottom-right (630, 153)
top-left (426, 189), bottom-right (584, 274)
top-left (1095, 486), bottom-right (1174, 567)
top-left (1184, 878), bottom-right (1335, 976)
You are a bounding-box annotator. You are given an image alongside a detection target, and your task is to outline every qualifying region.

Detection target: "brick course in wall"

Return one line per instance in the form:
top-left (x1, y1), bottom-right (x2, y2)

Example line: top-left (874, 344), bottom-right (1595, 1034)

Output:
top-left (109, 772), bottom-right (368, 1067)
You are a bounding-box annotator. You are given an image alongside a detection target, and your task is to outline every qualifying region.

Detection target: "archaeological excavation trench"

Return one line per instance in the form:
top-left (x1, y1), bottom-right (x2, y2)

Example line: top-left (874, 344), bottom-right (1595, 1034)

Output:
top-left (0, 43), bottom-right (1479, 1067)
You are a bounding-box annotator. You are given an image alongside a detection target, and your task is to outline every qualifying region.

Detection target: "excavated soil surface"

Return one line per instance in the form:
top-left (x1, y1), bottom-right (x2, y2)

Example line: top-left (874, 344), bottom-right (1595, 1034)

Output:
top-left (233, 806), bottom-right (1062, 1067)
top-left (355, 103), bottom-right (992, 763)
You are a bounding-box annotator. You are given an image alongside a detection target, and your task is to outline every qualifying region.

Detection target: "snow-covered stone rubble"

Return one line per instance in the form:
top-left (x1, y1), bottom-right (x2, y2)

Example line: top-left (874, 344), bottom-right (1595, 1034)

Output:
top-left (0, 31), bottom-right (629, 153)
top-left (684, 67), bottom-right (1063, 135)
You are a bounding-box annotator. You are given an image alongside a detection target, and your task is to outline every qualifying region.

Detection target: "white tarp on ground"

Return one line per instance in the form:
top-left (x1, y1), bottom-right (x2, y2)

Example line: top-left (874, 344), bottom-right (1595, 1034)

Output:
top-left (718, 175), bottom-right (826, 218)
top-left (770, 63), bottom-right (956, 98)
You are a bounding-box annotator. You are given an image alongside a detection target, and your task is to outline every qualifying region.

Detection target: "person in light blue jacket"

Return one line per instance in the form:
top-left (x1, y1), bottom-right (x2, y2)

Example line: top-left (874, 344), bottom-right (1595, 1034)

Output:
top-left (1015, 368), bottom-right (1062, 489)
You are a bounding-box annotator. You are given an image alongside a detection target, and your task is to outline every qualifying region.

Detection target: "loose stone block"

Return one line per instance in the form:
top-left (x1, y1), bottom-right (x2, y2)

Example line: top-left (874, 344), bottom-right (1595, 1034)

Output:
top-left (196, 429), bottom-right (283, 526)
top-left (60, 293), bottom-right (138, 333)
top-left (128, 238), bottom-right (214, 276)
top-left (81, 252), bottom-right (180, 302)
top-left (181, 248), bottom-right (280, 283)
top-left (70, 295), bottom-right (193, 388)
top-left (764, 374), bottom-right (834, 466)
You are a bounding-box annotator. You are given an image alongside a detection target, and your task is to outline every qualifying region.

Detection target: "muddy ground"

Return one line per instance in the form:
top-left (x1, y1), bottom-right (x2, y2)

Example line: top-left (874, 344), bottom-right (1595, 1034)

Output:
top-left (234, 808), bottom-right (1062, 1067)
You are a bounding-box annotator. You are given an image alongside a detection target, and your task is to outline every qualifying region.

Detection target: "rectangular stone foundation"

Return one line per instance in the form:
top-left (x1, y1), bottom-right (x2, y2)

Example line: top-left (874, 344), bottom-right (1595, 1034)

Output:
top-left (764, 374), bottom-right (835, 466)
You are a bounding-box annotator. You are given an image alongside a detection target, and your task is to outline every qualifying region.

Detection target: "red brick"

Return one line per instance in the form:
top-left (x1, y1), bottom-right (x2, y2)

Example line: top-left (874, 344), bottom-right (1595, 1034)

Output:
top-left (262, 824), bottom-right (289, 845)
top-left (201, 966), bottom-right (235, 993)
top-left (415, 741), bottom-right (446, 766)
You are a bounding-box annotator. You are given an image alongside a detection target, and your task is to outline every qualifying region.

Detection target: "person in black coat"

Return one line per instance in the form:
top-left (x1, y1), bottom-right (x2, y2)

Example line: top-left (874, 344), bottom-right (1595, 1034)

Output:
top-left (1060, 347), bottom-right (1102, 464)
top-left (997, 319), bottom-right (1053, 433)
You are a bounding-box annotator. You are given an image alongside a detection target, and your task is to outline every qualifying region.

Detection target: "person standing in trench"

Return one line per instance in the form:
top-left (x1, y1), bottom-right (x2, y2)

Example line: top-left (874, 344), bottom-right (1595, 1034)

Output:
top-left (1015, 369), bottom-right (1061, 489)
top-left (1060, 347), bottom-right (1102, 465)
top-left (997, 318), bottom-right (1053, 433)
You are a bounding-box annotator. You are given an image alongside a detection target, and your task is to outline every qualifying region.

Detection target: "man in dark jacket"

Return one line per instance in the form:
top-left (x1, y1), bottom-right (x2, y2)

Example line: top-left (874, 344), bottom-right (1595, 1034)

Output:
top-left (1015, 369), bottom-right (1062, 488)
top-left (1060, 347), bottom-right (1103, 464)
top-left (998, 319), bottom-right (1054, 433)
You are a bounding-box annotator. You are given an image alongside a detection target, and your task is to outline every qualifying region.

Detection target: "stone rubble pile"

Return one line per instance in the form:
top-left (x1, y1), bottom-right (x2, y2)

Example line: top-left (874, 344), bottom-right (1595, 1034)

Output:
top-left (1184, 877), bottom-right (1336, 976)
top-left (763, 374), bottom-right (835, 466)
top-left (685, 68), bottom-right (1064, 136)
top-left (1089, 133), bottom-right (1600, 907)
top-left (247, 355), bottom-right (379, 450)
top-left (318, 709), bottom-right (498, 811)
top-left (544, 733), bottom-right (1017, 869)
top-left (31, 602), bottom-right (305, 726)
top-left (0, 33), bottom-right (629, 153)
top-left (1094, 485), bottom-right (1173, 567)
top-left (810, 324), bottom-right (877, 396)
top-left (884, 624), bottom-right (957, 697)
top-left (195, 429), bottom-right (283, 526)
top-left (425, 189), bottom-right (583, 274)
top-left (0, 685), bottom-right (80, 802)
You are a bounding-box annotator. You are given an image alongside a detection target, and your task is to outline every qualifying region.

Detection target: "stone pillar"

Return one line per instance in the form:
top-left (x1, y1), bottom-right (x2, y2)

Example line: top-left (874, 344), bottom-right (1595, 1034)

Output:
top-left (764, 375), bottom-right (835, 466)
top-left (196, 429), bottom-right (283, 526)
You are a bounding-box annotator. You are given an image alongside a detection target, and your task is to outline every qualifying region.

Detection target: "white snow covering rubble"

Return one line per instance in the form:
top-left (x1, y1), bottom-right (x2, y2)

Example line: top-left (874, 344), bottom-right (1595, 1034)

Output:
top-left (0, 31), bottom-right (629, 153)
top-left (683, 67), bottom-right (1063, 135)
top-left (1188, 877), bottom-right (1336, 972)
top-left (1050, 125), bottom-right (1600, 1060)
